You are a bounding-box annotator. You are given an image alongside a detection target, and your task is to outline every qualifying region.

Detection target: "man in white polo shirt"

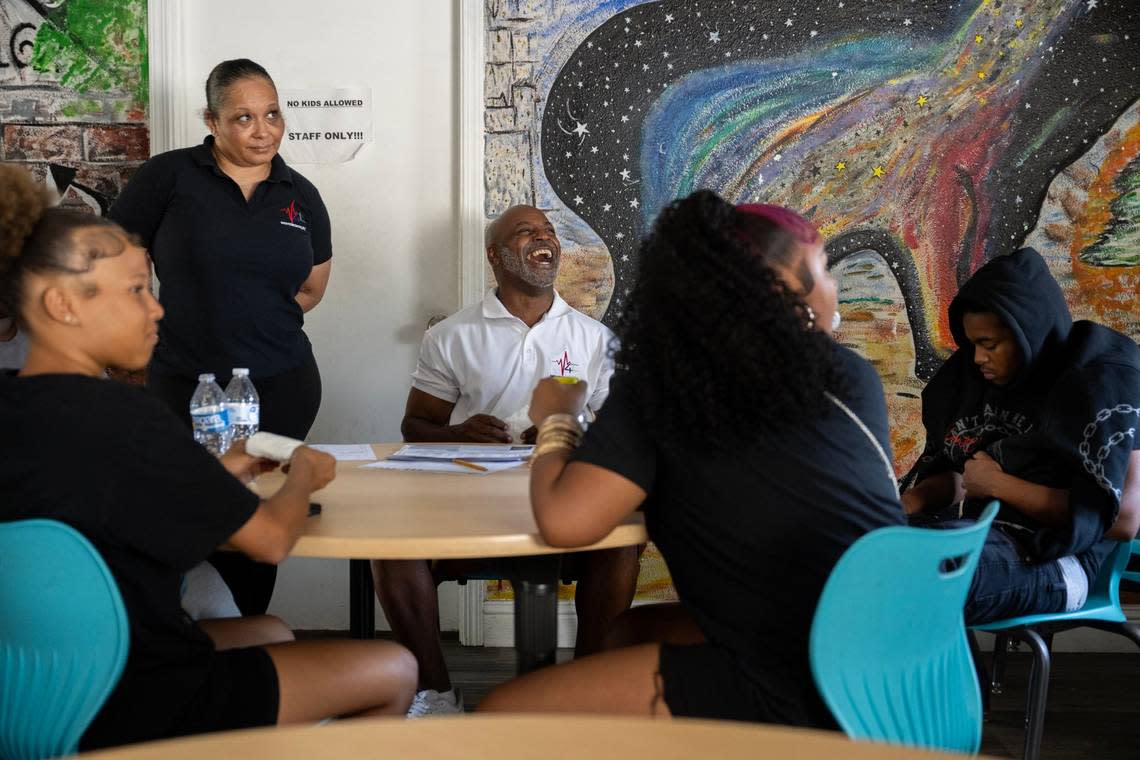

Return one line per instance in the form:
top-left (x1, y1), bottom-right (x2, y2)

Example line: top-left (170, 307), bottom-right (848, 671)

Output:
top-left (374, 205), bottom-right (639, 716)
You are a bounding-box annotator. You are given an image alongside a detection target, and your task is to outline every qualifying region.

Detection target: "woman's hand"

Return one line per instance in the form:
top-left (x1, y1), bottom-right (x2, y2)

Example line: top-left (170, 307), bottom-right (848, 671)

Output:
top-left (219, 439), bottom-right (279, 484)
top-left (963, 451), bottom-right (1005, 500)
top-left (528, 377), bottom-right (589, 427)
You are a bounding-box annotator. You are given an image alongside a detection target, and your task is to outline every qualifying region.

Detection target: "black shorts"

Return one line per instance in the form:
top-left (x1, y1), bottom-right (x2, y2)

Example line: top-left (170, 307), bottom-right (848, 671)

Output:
top-left (659, 643), bottom-right (835, 728)
top-left (81, 646), bottom-right (280, 750)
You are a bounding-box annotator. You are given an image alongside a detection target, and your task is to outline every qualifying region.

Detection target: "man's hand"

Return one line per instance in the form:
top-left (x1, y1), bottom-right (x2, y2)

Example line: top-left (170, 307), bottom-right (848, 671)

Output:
top-left (963, 451), bottom-right (1005, 500)
top-left (520, 426), bottom-right (538, 445)
top-left (529, 377), bottom-right (589, 426)
top-left (219, 439), bottom-right (279, 484)
top-left (452, 414), bottom-right (512, 443)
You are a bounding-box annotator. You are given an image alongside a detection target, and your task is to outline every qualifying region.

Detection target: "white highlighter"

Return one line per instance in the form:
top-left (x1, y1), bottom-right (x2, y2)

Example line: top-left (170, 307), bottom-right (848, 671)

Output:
top-left (246, 431), bottom-right (305, 462)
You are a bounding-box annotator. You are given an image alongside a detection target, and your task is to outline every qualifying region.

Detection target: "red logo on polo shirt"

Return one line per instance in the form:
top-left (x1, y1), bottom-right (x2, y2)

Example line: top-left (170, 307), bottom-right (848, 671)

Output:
top-left (552, 350), bottom-right (577, 376)
top-left (280, 200), bottom-right (308, 231)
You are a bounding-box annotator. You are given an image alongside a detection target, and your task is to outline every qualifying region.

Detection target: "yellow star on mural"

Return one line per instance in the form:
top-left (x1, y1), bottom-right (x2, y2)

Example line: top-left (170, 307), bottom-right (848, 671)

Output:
top-left (916, 94), bottom-right (929, 106)
top-left (978, 96), bottom-right (988, 105)
top-left (978, 71), bottom-right (987, 79)
top-left (975, 34), bottom-right (984, 43)
top-left (835, 161), bottom-right (847, 172)
top-left (872, 165), bottom-right (885, 178)
top-left (1015, 18), bottom-right (1024, 29)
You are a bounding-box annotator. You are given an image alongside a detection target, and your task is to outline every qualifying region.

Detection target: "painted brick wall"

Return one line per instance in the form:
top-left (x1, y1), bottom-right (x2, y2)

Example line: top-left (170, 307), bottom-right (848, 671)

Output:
top-left (0, 1), bottom-right (148, 216)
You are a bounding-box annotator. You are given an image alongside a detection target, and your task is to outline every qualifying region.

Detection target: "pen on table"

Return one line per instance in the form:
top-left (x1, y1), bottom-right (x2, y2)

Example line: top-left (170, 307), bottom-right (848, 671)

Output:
top-left (452, 458), bottom-right (488, 472)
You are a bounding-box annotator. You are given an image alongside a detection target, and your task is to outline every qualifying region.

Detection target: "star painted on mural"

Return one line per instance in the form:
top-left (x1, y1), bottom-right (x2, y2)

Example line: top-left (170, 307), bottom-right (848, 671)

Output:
top-left (975, 34), bottom-right (984, 43)
top-left (665, 13), bottom-right (674, 22)
top-left (810, 30), bottom-right (818, 38)
top-left (642, 63), bottom-right (650, 71)
top-left (603, 203), bottom-right (612, 211)
top-left (708, 31), bottom-right (720, 43)
top-left (1015, 195), bottom-right (1023, 205)
top-left (621, 254), bottom-right (630, 262)
top-left (903, 18), bottom-right (912, 26)
top-left (835, 161), bottom-right (847, 172)
top-left (916, 94), bottom-right (929, 106)
top-left (978, 71), bottom-right (987, 79)
top-left (619, 169), bottom-right (632, 181)
top-left (573, 195), bottom-right (584, 205)
top-left (565, 151), bottom-right (573, 158)
top-left (1086, 0), bottom-right (1097, 9)
top-left (1015, 18), bottom-right (1024, 29)
top-left (872, 165), bottom-right (885, 178)
top-left (629, 198), bottom-right (640, 209)
top-left (615, 232), bottom-right (625, 240)
top-left (785, 18), bottom-right (794, 27)
top-left (1072, 78), bottom-right (1080, 85)
top-left (590, 146), bottom-right (599, 154)
top-left (634, 39), bottom-right (642, 47)
top-left (571, 121), bottom-right (590, 141)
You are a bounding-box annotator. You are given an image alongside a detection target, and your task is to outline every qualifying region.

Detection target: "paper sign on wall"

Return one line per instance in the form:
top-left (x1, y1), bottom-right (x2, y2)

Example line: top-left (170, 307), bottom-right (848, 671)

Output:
top-left (279, 87), bottom-right (372, 164)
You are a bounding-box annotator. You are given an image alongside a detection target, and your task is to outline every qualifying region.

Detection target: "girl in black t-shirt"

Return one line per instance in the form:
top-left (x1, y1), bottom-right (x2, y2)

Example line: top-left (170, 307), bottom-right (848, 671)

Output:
top-left (0, 165), bottom-right (416, 750)
top-left (479, 191), bottom-right (904, 725)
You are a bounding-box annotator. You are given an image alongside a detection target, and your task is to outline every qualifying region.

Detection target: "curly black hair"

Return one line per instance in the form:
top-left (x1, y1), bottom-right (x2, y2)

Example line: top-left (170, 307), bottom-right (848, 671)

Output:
top-left (613, 189), bottom-right (845, 451)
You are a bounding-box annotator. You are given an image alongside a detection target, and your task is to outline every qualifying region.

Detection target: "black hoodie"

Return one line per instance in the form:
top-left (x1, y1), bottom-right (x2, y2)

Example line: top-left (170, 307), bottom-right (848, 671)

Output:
top-left (907, 247), bottom-right (1140, 575)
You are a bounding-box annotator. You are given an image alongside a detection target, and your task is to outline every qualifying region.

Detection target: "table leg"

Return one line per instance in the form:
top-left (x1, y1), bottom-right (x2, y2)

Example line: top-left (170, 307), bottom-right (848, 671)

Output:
top-left (349, 559), bottom-right (376, 639)
top-left (510, 556), bottom-right (561, 674)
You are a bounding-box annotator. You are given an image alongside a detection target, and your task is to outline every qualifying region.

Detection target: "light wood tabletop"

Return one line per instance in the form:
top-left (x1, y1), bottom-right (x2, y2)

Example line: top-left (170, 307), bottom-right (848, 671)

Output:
top-left (78, 715), bottom-right (992, 760)
top-left (254, 443), bottom-right (647, 560)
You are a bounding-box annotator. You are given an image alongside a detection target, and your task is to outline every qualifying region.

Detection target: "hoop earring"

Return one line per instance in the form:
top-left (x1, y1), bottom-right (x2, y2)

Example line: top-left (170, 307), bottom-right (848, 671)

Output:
top-left (804, 305), bottom-right (816, 330)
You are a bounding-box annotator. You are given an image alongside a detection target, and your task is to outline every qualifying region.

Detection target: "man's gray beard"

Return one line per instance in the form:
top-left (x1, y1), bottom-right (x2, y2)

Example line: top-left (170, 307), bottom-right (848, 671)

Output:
top-left (498, 246), bottom-right (558, 288)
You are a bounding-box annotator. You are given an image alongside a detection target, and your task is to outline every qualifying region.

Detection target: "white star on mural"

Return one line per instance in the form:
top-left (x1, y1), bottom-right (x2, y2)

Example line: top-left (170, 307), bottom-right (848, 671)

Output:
top-left (573, 195), bottom-right (584, 205)
top-left (629, 198), bottom-right (640, 209)
top-left (665, 13), bottom-right (674, 22)
top-left (708, 30), bottom-right (720, 43)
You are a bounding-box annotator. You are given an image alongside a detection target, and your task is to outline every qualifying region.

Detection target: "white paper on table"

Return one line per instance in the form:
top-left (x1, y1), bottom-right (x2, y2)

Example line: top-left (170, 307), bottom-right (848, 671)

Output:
top-left (361, 460), bottom-right (525, 475)
top-left (389, 444), bottom-right (533, 462)
top-left (307, 444), bottom-right (377, 461)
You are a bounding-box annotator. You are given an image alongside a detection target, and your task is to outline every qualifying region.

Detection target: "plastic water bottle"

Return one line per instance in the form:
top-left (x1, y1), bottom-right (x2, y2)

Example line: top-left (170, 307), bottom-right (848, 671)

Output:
top-left (224, 368), bottom-right (260, 441)
top-left (190, 373), bottom-right (232, 455)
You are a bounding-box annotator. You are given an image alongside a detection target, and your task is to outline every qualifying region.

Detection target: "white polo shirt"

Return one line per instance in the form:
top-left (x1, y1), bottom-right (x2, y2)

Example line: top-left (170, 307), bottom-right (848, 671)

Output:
top-left (411, 290), bottom-right (615, 438)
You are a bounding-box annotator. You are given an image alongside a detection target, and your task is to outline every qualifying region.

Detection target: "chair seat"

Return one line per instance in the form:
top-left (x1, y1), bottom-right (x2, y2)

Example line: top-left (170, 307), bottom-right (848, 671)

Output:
top-left (972, 599), bottom-right (1126, 631)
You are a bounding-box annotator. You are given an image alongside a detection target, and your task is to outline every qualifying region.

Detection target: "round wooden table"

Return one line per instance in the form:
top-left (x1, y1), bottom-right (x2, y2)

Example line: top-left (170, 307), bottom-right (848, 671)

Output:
top-left (255, 444), bottom-right (647, 670)
top-left (78, 715), bottom-right (993, 759)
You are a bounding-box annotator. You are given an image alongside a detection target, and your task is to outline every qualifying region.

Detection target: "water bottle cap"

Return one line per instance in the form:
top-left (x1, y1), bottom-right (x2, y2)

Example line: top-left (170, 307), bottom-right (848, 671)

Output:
top-left (232, 368), bottom-right (250, 376)
top-left (198, 373), bottom-right (215, 382)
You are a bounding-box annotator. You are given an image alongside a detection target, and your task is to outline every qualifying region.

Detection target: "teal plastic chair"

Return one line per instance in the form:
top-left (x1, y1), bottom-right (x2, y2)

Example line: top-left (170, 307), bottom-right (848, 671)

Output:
top-left (810, 502), bottom-right (998, 754)
top-left (1122, 539), bottom-right (1140, 586)
top-left (972, 538), bottom-right (1140, 760)
top-left (0, 520), bottom-right (129, 760)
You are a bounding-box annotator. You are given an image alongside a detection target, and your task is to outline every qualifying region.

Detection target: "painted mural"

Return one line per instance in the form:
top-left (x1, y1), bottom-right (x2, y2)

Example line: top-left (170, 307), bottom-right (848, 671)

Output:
top-left (1, 0), bottom-right (148, 212)
top-left (1, 0), bottom-right (149, 383)
top-left (485, 0), bottom-right (1139, 600)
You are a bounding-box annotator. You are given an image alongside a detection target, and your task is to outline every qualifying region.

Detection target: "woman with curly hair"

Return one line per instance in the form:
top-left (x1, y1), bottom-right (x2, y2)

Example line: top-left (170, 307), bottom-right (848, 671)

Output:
top-left (480, 190), bottom-right (904, 725)
top-left (0, 164), bottom-right (416, 749)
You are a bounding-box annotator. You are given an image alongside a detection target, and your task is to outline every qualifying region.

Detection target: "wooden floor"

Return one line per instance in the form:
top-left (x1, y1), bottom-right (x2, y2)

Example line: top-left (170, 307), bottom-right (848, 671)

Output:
top-left (303, 633), bottom-right (1140, 759)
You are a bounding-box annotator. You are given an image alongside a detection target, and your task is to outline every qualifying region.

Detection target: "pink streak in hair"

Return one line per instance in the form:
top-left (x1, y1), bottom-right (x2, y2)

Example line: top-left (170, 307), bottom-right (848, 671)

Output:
top-left (735, 203), bottom-right (821, 245)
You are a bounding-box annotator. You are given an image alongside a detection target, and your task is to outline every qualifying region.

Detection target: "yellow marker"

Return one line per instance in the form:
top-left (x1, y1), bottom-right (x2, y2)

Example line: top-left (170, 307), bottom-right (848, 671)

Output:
top-left (552, 376), bottom-right (580, 384)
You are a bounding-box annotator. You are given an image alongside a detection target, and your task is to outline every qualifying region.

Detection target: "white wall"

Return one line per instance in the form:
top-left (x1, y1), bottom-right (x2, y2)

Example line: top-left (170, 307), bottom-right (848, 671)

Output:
top-left (169, 0), bottom-right (461, 629)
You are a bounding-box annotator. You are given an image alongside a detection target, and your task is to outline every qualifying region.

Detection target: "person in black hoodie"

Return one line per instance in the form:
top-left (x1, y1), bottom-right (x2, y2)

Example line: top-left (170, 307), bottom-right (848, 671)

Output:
top-left (902, 247), bottom-right (1140, 624)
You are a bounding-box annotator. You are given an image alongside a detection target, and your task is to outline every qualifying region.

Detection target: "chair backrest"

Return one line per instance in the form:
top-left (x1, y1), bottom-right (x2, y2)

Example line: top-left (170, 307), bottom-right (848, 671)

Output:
top-left (1121, 539), bottom-right (1140, 587)
top-left (810, 502), bottom-right (998, 754)
top-left (0, 520), bottom-right (129, 760)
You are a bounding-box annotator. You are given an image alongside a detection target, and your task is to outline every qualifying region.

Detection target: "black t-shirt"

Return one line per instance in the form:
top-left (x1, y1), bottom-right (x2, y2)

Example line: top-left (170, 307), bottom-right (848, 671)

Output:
top-left (110, 137), bottom-right (333, 380)
top-left (574, 345), bottom-right (905, 726)
top-left (0, 373), bottom-right (260, 742)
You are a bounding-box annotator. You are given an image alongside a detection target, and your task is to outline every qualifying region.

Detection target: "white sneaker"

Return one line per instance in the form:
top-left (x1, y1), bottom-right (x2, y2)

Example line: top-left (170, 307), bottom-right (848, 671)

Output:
top-left (406, 688), bottom-right (464, 718)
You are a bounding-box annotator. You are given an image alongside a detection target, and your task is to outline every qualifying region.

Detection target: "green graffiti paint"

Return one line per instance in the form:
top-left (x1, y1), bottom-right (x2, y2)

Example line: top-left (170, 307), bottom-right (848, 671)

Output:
top-left (1082, 157), bottom-right (1140, 268)
top-left (29, 0), bottom-right (148, 109)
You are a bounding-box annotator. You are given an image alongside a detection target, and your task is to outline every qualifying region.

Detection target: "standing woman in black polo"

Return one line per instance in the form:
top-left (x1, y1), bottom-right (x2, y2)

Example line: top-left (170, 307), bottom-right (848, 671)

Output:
top-left (111, 59), bottom-right (332, 615)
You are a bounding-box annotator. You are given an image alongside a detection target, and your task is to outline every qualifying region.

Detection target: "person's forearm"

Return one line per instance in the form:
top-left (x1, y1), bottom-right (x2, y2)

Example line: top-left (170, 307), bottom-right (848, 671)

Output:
top-left (255, 473), bottom-right (316, 563)
top-left (902, 471), bottom-right (962, 514)
top-left (530, 450), bottom-right (601, 546)
top-left (401, 416), bottom-right (464, 442)
top-left (991, 473), bottom-right (1070, 527)
top-left (295, 289), bottom-right (323, 313)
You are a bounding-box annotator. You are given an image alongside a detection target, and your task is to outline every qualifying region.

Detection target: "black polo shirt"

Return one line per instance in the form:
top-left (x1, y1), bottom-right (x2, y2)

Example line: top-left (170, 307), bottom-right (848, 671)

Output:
top-left (111, 137), bottom-right (332, 380)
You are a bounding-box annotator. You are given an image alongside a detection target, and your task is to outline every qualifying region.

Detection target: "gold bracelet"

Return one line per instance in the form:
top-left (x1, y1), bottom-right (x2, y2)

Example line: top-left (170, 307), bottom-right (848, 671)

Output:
top-left (531, 413), bottom-right (583, 460)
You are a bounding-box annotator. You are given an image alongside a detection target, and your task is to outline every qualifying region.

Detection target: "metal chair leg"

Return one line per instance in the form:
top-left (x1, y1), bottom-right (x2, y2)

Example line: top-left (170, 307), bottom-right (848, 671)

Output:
top-left (990, 633), bottom-right (1010, 695)
top-left (1019, 629), bottom-right (1051, 760)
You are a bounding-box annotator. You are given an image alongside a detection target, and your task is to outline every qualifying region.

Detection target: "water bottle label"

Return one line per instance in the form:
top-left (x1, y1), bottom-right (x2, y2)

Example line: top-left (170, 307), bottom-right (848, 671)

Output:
top-left (192, 407), bottom-right (230, 433)
top-left (226, 402), bottom-right (260, 426)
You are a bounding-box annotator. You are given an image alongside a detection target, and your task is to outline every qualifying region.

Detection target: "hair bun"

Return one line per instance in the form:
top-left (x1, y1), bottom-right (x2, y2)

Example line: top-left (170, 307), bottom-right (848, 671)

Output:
top-left (0, 164), bottom-right (52, 271)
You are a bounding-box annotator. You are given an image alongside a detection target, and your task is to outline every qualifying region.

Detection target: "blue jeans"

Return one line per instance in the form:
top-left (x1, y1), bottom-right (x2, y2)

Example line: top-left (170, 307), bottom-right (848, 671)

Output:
top-left (910, 517), bottom-right (1068, 625)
